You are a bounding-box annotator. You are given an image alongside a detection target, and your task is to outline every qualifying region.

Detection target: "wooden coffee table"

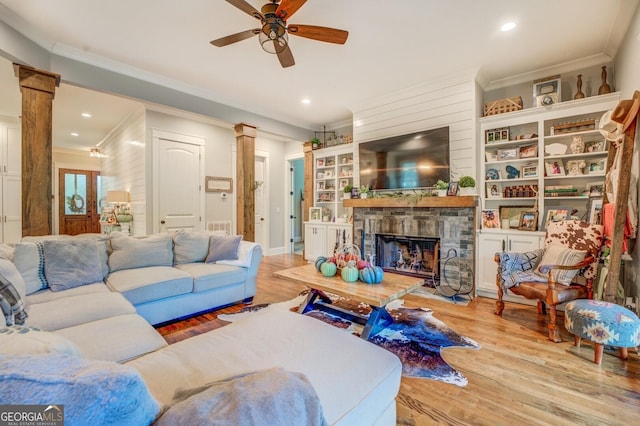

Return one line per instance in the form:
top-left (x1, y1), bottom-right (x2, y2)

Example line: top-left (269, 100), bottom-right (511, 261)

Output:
top-left (273, 264), bottom-right (424, 340)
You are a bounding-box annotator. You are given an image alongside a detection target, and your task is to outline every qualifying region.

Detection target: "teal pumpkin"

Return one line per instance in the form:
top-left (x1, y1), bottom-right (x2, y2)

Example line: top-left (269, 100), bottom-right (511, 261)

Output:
top-left (341, 266), bottom-right (359, 282)
top-left (359, 266), bottom-right (384, 284)
top-left (315, 256), bottom-right (328, 272)
top-left (320, 261), bottom-right (337, 277)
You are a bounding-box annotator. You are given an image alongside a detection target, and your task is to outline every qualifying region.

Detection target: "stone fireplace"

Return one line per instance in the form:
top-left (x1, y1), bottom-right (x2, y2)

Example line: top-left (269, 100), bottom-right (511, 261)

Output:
top-left (346, 197), bottom-right (477, 291)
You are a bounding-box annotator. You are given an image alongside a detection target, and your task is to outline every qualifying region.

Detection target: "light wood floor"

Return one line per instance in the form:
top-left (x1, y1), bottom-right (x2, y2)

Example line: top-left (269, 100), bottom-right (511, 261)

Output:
top-left (158, 254), bottom-right (640, 425)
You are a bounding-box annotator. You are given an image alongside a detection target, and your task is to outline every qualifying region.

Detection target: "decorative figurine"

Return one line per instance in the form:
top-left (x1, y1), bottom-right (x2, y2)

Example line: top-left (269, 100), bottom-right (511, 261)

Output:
top-left (598, 66), bottom-right (612, 95)
top-left (574, 74), bottom-right (585, 99)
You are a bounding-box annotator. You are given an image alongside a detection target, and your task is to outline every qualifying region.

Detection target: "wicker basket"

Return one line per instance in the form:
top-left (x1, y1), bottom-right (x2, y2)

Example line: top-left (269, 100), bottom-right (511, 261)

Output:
top-left (484, 96), bottom-right (523, 116)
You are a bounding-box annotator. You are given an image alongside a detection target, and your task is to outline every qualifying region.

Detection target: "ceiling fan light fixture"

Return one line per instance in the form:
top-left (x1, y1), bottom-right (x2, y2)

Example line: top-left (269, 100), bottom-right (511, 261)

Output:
top-left (259, 22), bottom-right (288, 54)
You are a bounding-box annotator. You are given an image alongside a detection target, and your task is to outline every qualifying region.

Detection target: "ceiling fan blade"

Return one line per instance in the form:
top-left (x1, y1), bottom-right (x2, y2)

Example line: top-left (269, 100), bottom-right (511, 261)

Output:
top-left (287, 25), bottom-right (348, 44)
top-left (277, 44), bottom-right (295, 68)
top-left (276, 0), bottom-right (307, 20)
top-left (225, 0), bottom-right (263, 20)
top-left (210, 29), bottom-right (260, 47)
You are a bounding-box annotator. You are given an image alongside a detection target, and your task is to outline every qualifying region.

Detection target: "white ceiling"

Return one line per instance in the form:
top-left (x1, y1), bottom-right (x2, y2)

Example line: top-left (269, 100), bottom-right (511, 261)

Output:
top-left (0, 0), bottom-right (638, 151)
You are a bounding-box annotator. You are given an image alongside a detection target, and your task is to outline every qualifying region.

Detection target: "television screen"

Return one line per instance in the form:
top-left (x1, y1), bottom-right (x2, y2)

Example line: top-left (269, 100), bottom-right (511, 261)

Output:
top-left (358, 126), bottom-right (450, 191)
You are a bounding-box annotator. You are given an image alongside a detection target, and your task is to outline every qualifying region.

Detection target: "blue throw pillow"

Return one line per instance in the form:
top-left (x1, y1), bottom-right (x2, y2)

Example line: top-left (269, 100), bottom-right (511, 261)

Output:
top-left (205, 235), bottom-right (242, 263)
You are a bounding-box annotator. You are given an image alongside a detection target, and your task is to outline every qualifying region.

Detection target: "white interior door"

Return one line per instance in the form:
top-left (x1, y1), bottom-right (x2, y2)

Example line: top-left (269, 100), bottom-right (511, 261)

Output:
top-left (254, 156), bottom-right (267, 248)
top-left (157, 138), bottom-right (202, 232)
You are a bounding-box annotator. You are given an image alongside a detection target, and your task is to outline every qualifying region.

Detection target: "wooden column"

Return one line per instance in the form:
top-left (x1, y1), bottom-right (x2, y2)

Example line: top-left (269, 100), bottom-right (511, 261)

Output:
top-left (303, 141), bottom-right (314, 222)
top-left (234, 123), bottom-right (256, 241)
top-left (14, 64), bottom-right (60, 237)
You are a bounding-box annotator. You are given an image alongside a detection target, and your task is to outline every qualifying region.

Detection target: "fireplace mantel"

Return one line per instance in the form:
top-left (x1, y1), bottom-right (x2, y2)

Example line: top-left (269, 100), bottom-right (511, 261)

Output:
top-left (344, 196), bottom-right (478, 209)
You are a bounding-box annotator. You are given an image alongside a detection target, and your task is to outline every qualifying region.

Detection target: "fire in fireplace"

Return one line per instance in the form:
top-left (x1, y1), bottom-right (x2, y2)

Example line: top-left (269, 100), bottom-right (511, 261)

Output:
top-left (375, 234), bottom-right (440, 281)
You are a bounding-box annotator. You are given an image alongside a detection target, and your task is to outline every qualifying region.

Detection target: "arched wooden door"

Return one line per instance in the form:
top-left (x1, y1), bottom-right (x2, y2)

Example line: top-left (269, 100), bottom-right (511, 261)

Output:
top-left (58, 168), bottom-right (101, 235)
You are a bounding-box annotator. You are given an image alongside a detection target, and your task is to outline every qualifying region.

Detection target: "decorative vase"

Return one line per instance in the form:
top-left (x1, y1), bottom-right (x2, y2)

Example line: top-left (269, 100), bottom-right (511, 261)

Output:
top-left (459, 187), bottom-right (476, 196)
top-left (574, 74), bottom-right (585, 99)
top-left (360, 193), bottom-right (368, 199)
top-left (570, 136), bottom-right (584, 154)
top-left (343, 192), bottom-right (351, 200)
top-left (598, 66), bottom-right (612, 95)
top-left (437, 190), bottom-right (447, 197)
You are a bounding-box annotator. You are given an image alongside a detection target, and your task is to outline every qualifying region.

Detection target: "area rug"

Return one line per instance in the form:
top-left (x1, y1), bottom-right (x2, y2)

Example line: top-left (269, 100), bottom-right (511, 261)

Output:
top-left (219, 294), bottom-right (480, 387)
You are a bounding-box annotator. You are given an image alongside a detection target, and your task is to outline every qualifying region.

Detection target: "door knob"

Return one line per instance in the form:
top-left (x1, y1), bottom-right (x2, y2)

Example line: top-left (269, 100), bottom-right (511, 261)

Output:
top-left (160, 220), bottom-right (166, 224)
top-left (260, 217), bottom-right (265, 221)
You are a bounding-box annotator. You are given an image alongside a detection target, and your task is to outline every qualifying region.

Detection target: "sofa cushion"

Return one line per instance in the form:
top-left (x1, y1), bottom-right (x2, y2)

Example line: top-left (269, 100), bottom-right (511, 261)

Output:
top-left (127, 309), bottom-right (402, 425)
top-left (534, 243), bottom-right (587, 285)
top-left (106, 266), bottom-right (193, 305)
top-left (108, 232), bottom-right (173, 272)
top-left (56, 314), bottom-right (168, 363)
top-left (0, 353), bottom-right (161, 426)
top-left (13, 241), bottom-right (48, 294)
top-left (176, 263), bottom-right (247, 292)
top-left (0, 271), bottom-right (28, 326)
top-left (217, 240), bottom-right (258, 268)
top-left (26, 292), bottom-right (136, 331)
top-left (0, 325), bottom-right (83, 357)
top-left (42, 239), bottom-right (104, 292)
top-left (26, 282), bottom-right (109, 305)
top-left (205, 235), bottom-right (242, 263)
top-left (172, 230), bottom-right (211, 264)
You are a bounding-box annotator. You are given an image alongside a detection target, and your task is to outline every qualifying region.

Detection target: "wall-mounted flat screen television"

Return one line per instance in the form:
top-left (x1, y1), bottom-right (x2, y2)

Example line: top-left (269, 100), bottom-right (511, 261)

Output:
top-left (359, 126), bottom-right (450, 191)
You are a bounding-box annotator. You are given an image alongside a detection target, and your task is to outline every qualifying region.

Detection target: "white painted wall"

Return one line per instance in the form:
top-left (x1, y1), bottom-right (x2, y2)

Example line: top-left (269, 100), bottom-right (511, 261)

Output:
top-left (614, 3), bottom-right (640, 301)
top-left (350, 72), bottom-right (477, 186)
top-left (99, 107), bottom-right (146, 235)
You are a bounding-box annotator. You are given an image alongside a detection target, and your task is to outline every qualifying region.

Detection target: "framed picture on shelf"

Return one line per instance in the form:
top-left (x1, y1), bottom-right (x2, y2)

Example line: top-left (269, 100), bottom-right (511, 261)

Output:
top-left (485, 168), bottom-right (501, 180)
top-left (317, 181), bottom-right (325, 190)
top-left (486, 182), bottom-right (502, 198)
top-left (588, 197), bottom-right (603, 224)
top-left (542, 206), bottom-right (570, 230)
top-left (309, 207), bottom-right (322, 222)
top-left (500, 206), bottom-right (533, 229)
top-left (350, 187), bottom-right (360, 199)
top-left (498, 148), bottom-right (519, 161)
top-left (588, 159), bottom-right (606, 174)
top-left (486, 128), bottom-right (509, 144)
top-left (485, 151), bottom-right (498, 162)
top-left (447, 181), bottom-right (459, 196)
top-left (519, 144), bottom-right (538, 158)
top-left (518, 211), bottom-right (539, 231)
top-left (339, 179), bottom-right (349, 190)
top-left (522, 165), bottom-right (538, 178)
top-left (545, 159), bottom-right (565, 176)
top-left (316, 158), bottom-right (325, 167)
top-left (324, 170), bottom-right (334, 178)
top-left (533, 75), bottom-right (561, 107)
top-left (481, 209), bottom-right (501, 229)
top-left (584, 140), bottom-right (605, 152)
top-left (585, 182), bottom-right (604, 197)
top-left (316, 171), bottom-right (324, 179)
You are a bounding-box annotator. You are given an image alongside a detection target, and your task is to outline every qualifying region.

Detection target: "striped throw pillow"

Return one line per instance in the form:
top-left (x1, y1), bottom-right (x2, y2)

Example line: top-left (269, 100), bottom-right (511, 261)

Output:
top-left (0, 272), bottom-right (28, 326)
top-left (535, 243), bottom-right (587, 285)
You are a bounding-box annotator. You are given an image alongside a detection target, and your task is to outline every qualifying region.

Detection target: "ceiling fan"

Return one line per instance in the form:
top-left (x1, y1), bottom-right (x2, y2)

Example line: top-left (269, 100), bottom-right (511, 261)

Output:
top-left (210, 0), bottom-right (348, 68)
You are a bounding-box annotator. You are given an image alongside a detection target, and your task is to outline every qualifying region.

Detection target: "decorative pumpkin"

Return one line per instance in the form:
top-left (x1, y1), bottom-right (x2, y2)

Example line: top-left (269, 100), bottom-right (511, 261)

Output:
top-left (356, 260), bottom-right (370, 270)
top-left (315, 256), bottom-right (328, 272)
top-left (320, 261), bottom-right (337, 277)
top-left (341, 266), bottom-right (359, 282)
top-left (359, 266), bottom-right (384, 284)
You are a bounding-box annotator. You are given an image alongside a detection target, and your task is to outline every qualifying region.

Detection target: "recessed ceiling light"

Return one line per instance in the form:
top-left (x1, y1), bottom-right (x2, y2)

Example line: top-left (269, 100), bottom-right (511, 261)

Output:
top-left (301, 98), bottom-right (311, 105)
top-left (70, 132), bottom-right (79, 137)
top-left (501, 22), bottom-right (516, 32)
top-left (81, 112), bottom-right (92, 118)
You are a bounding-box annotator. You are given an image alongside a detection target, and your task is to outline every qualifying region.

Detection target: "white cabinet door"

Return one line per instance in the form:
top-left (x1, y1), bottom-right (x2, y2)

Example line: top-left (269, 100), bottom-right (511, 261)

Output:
top-left (2, 175), bottom-right (22, 244)
top-left (476, 233), bottom-right (505, 294)
top-left (304, 223), bottom-right (327, 261)
top-left (508, 234), bottom-right (543, 252)
top-left (3, 122), bottom-right (21, 177)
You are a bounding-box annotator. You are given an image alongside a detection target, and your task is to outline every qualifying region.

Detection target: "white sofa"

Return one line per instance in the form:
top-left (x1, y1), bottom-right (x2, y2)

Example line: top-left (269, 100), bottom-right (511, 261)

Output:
top-left (0, 231), bottom-right (402, 425)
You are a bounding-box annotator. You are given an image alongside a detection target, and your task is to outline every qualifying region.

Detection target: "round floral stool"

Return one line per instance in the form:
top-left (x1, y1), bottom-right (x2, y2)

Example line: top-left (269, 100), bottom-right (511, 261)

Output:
top-left (564, 299), bottom-right (640, 365)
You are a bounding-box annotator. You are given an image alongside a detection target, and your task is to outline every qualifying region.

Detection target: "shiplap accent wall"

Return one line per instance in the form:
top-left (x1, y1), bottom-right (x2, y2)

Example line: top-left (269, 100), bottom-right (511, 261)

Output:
top-left (350, 73), bottom-right (478, 186)
top-left (100, 106), bottom-right (146, 235)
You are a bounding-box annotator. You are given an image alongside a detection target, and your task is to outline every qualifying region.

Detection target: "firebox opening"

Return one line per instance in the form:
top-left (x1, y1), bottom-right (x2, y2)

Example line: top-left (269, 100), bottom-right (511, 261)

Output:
top-left (375, 234), bottom-right (440, 285)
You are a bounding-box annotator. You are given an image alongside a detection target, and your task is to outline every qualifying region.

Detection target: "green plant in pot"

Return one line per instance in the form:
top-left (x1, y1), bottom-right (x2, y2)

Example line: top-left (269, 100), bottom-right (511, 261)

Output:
top-left (458, 176), bottom-right (476, 195)
top-left (434, 180), bottom-right (448, 196)
top-left (359, 184), bottom-right (371, 199)
top-left (311, 137), bottom-right (320, 149)
top-left (343, 184), bottom-right (353, 199)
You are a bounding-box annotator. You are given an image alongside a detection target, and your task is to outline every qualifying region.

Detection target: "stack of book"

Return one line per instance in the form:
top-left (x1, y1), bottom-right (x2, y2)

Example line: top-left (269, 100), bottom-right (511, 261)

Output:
top-left (544, 185), bottom-right (580, 197)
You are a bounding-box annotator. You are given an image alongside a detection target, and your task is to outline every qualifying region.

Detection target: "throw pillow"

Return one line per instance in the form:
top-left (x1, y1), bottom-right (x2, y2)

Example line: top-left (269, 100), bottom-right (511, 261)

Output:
top-left (217, 240), bottom-right (260, 268)
top-left (108, 232), bottom-right (173, 272)
top-left (13, 241), bottom-right (48, 294)
top-left (0, 272), bottom-right (28, 326)
top-left (0, 353), bottom-right (161, 425)
top-left (42, 240), bottom-right (104, 292)
top-left (535, 243), bottom-right (587, 285)
top-left (0, 326), bottom-right (82, 357)
top-left (205, 235), bottom-right (242, 263)
top-left (172, 230), bottom-right (211, 264)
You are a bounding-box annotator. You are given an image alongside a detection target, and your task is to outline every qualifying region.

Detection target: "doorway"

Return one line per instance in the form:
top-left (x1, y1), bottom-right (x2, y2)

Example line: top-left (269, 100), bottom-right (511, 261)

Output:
top-left (254, 154), bottom-right (268, 248)
top-left (286, 154), bottom-right (305, 255)
top-left (58, 168), bottom-right (101, 235)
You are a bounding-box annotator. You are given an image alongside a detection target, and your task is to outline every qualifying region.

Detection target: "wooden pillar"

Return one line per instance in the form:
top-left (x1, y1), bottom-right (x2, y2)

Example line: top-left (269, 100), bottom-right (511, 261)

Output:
top-left (14, 64), bottom-right (60, 237)
top-left (303, 141), bottom-right (314, 222)
top-left (234, 123), bottom-right (256, 241)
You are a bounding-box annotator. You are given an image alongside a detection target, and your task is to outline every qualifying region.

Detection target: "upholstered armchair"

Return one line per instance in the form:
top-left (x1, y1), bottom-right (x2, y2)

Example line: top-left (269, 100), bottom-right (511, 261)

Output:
top-left (494, 220), bottom-right (604, 342)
